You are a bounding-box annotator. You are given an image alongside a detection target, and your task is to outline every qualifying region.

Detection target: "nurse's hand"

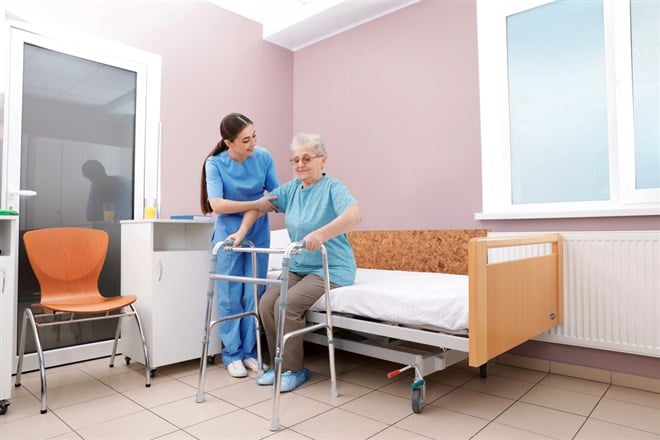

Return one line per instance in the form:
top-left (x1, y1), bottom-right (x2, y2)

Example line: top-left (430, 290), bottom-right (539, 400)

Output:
top-left (255, 195), bottom-right (278, 214)
top-left (227, 229), bottom-right (246, 247)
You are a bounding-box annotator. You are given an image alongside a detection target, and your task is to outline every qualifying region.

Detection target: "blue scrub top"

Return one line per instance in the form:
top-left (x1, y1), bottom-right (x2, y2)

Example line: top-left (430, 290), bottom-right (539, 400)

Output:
top-left (205, 146), bottom-right (279, 245)
top-left (270, 175), bottom-right (358, 286)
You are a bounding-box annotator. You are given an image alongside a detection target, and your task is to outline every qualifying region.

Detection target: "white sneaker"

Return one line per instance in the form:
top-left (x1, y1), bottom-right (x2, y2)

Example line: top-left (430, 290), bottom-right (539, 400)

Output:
top-left (227, 359), bottom-right (248, 378)
top-left (243, 357), bottom-right (268, 372)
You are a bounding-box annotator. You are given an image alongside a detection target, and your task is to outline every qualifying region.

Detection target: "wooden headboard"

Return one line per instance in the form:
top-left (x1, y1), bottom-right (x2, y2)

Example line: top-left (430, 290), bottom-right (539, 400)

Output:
top-left (348, 229), bottom-right (489, 275)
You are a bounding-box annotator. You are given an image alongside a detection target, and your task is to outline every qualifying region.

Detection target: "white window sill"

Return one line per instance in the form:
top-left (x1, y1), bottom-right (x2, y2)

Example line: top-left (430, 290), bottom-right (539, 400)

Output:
top-left (475, 205), bottom-right (660, 220)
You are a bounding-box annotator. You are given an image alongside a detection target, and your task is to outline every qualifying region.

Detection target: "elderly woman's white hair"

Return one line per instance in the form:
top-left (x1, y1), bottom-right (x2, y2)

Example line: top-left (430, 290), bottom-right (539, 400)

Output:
top-left (290, 132), bottom-right (326, 157)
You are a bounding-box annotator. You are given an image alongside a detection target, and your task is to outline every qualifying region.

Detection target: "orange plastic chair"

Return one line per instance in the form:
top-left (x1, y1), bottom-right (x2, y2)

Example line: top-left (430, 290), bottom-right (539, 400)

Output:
top-left (14, 227), bottom-right (151, 414)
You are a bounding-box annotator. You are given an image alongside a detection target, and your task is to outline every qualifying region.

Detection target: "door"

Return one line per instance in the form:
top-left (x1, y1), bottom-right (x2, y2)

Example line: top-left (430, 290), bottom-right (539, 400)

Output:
top-left (4, 25), bottom-right (160, 371)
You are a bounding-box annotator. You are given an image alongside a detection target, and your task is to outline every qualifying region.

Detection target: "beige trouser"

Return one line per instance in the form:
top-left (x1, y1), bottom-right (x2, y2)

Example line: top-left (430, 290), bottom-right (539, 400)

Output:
top-left (258, 272), bottom-right (336, 372)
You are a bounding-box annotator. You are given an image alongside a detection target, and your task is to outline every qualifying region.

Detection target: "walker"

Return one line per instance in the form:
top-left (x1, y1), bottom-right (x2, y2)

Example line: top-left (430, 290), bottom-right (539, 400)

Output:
top-left (195, 238), bottom-right (339, 431)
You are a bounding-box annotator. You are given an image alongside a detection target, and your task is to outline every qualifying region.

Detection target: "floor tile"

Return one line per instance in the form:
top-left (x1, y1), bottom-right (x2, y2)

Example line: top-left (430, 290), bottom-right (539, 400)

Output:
top-left (268, 428), bottom-right (318, 439)
top-left (368, 426), bottom-right (431, 439)
top-left (604, 385), bottom-right (660, 409)
top-left (379, 375), bottom-right (454, 403)
top-left (539, 373), bottom-right (609, 396)
top-left (0, 393), bottom-right (42, 424)
top-left (472, 422), bottom-right (555, 439)
top-left (98, 368), bottom-right (162, 392)
top-left (496, 353), bottom-right (550, 373)
top-left (495, 401), bottom-right (585, 439)
top-left (78, 355), bottom-right (145, 378)
top-left (247, 391), bottom-right (333, 428)
top-left (292, 407), bottom-right (388, 440)
top-left (612, 372), bottom-right (660, 394)
top-left (51, 432), bottom-right (86, 440)
top-left (75, 409), bottom-right (178, 439)
top-left (426, 366), bottom-right (478, 386)
top-left (154, 430), bottom-right (199, 440)
top-left (122, 378), bottom-right (197, 408)
top-left (339, 390), bottom-right (413, 424)
top-left (590, 397), bottom-right (660, 434)
top-left (337, 364), bottom-right (405, 390)
top-left (550, 361), bottom-right (610, 384)
top-left (394, 405), bottom-right (489, 439)
top-left (0, 411), bottom-right (72, 440)
top-left (184, 408), bottom-right (272, 439)
top-left (207, 376), bottom-right (274, 408)
top-left (574, 418), bottom-right (660, 439)
top-left (16, 366), bottom-right (94, 394)
top-left (177, 366), bottom-right (236, 392)
top-left (4, 351), bottom-right (658, 440)
top-left (52, 393), bottom-right (143, 429)
top-left (461, 375), bottom-right (535, 400)
top-left (304, 349), bottom-right (369, 376)
top-left (487, 363), bottom-right (548, 383)
top-left (45, 378), bottom-right (116, 410)
top-left (431, 387), bottom-right (514, 420)
top-left (520, 383), bottom-right (602, 416)
top-left (154, 359), bottom-right (202, 378)
top-left (150, 394), bottom-right (238, 428)
top-left (9, 382), bottom-right (30, 399)
top-left (289, 378), bottom-right (372, 406)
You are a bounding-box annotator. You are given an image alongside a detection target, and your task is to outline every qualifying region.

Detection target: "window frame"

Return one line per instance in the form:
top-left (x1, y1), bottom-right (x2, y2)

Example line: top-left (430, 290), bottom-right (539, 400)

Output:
top-left (475, 0), bottom-right (660, 220)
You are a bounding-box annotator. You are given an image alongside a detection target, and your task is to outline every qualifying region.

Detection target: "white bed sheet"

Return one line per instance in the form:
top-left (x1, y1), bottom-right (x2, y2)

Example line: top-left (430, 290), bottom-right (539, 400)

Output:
top-left (307, 268), bottom-right (469, 333)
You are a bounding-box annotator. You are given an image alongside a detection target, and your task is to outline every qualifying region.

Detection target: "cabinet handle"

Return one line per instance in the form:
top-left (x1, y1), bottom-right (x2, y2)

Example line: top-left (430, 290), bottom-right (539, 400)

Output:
top-left (1, 267), bottom-right (5, 294)
top-left (157, 261), bottom-right (163, 282)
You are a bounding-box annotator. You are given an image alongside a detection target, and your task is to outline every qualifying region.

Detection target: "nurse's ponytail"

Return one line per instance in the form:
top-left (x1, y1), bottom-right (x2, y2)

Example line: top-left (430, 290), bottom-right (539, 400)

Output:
top-left (200, 113), bottom-right (254, 214)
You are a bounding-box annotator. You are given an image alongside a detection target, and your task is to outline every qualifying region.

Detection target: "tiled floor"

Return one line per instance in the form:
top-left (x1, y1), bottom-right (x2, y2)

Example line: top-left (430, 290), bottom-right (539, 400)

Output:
top-left (1, 344), bottom-right (659, 440)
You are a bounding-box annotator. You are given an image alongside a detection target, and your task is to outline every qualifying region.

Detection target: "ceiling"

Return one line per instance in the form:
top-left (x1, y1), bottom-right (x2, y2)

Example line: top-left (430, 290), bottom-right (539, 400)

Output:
top-left (210, 0), bottom-right (420, 51)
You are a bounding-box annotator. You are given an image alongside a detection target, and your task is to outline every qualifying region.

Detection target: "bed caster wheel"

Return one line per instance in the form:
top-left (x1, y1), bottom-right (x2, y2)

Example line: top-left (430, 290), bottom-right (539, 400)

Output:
top-left (411, 388), bottom-right (423, 414)
top-left (207, 354), bottom-right (216, 365)
top-left (125, 356), bottom-right (131, 365)
top-left (0, 400), bottom-right (9, 415)
top-left (479, 364), bottom-right (488, 378)
top-left (150, 369), bottom-right (157, 378)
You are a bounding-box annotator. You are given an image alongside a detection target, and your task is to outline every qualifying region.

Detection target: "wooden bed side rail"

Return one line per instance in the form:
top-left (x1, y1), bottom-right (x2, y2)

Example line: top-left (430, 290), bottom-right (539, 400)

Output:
top-left (468, 233), bottom-right (564, 367)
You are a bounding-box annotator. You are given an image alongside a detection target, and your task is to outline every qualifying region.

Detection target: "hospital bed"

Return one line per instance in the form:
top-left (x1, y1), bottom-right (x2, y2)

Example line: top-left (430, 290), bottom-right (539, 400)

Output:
top-left (269, 229), bottom-right (564, 413)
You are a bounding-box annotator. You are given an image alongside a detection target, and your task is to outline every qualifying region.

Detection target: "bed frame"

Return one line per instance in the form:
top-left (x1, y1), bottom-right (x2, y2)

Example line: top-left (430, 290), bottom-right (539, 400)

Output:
top-left (303, 230), bottom-right (563, 410)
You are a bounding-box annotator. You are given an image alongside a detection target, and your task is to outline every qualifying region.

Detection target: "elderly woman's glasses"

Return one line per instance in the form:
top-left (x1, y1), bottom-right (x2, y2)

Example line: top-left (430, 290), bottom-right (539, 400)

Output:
top-left (289, 155), bottom-right (323, 165)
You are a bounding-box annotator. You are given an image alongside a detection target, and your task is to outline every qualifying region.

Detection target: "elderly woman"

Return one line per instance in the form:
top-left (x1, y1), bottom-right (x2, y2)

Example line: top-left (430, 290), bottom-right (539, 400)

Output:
top-left (229, 132), bottom-right (362, 392)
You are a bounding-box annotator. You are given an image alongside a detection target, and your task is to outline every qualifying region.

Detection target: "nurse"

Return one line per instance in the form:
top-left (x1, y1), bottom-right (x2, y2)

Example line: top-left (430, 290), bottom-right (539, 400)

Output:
top-left (200, 112), bottom-right (280, 378)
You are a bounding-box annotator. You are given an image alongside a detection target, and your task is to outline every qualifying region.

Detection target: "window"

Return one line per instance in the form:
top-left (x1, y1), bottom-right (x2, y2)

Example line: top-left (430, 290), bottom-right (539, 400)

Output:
top-left (476, 0), bottom-right (660, 219)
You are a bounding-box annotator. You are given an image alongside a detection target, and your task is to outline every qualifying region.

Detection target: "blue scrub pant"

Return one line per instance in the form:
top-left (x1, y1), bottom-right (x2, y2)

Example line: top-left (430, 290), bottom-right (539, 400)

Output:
top-left (215, 250), bottom-right (268, 365)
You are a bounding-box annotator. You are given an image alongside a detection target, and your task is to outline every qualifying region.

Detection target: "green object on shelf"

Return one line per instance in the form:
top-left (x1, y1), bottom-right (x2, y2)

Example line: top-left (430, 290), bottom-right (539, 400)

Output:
top-left (0, 209), bottom-right (19, 216)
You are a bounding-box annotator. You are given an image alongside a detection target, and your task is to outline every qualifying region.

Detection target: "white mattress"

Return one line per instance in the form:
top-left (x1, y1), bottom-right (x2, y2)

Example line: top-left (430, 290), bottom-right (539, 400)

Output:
top-left (307, 268), bottom-right (469, 333)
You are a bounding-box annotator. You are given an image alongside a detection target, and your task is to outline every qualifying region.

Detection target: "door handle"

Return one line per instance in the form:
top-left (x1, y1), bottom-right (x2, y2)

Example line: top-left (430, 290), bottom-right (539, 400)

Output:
top-left (7, 189), bottom-right (37, 210)
top-left (10, 190), bottom-right (37, 197)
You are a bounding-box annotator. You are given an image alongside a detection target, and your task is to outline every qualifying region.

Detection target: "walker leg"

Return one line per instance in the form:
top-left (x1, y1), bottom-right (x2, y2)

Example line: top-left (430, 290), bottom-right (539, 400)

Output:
top-left (196, 284), bottom-right (215, 403)
top-left (326, 330), bottom-right (339, 397)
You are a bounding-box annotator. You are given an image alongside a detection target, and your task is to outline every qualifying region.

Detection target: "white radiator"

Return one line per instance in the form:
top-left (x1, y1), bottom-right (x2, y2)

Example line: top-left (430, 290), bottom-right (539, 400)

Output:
top-left (488, 231), bottom-right (660, 357)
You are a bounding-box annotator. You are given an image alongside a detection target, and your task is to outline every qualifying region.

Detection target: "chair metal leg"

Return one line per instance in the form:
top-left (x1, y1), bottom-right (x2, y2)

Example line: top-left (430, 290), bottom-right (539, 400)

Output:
top-left (16, 309), bottom-right (48, 414)
top-left (14, 309), bottom-right (29, 387)
top-left (109, 315), bottom-right (123, 368)
top-left (128, 304), bottom-right (151, 387)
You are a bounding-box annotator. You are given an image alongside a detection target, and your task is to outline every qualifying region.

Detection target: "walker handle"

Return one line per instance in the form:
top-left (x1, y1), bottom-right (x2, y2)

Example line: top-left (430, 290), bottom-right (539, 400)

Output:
top-left (212, 238), bottom-right (236, 255)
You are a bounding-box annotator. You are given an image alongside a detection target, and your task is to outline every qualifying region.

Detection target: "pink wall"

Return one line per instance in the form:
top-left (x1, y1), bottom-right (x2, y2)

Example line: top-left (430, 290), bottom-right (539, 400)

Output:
top-left (9, 0), bottom-right (658, 377)
top-left (291, 1), bottom-right (659, 378)
top-left (9, 0), bottom-right (294, 221)
top-left (292, 0), bottom-right (660, 233)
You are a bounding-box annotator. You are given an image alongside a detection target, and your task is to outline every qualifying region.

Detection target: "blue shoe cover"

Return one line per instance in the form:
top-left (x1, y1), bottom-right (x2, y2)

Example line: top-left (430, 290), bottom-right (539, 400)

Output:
top-left (279, 368), bottom-right (310, 393)
top-left (256, 369), bottom-right (275, 386)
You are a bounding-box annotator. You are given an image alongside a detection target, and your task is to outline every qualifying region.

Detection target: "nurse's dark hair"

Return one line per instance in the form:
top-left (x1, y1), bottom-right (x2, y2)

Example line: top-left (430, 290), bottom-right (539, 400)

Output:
top-left (200, 113), bottom-right (254, 214)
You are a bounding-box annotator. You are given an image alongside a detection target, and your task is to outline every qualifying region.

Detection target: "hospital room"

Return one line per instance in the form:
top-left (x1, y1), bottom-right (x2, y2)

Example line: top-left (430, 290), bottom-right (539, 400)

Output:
top-left (0, 0), bottom-right (658, 438)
